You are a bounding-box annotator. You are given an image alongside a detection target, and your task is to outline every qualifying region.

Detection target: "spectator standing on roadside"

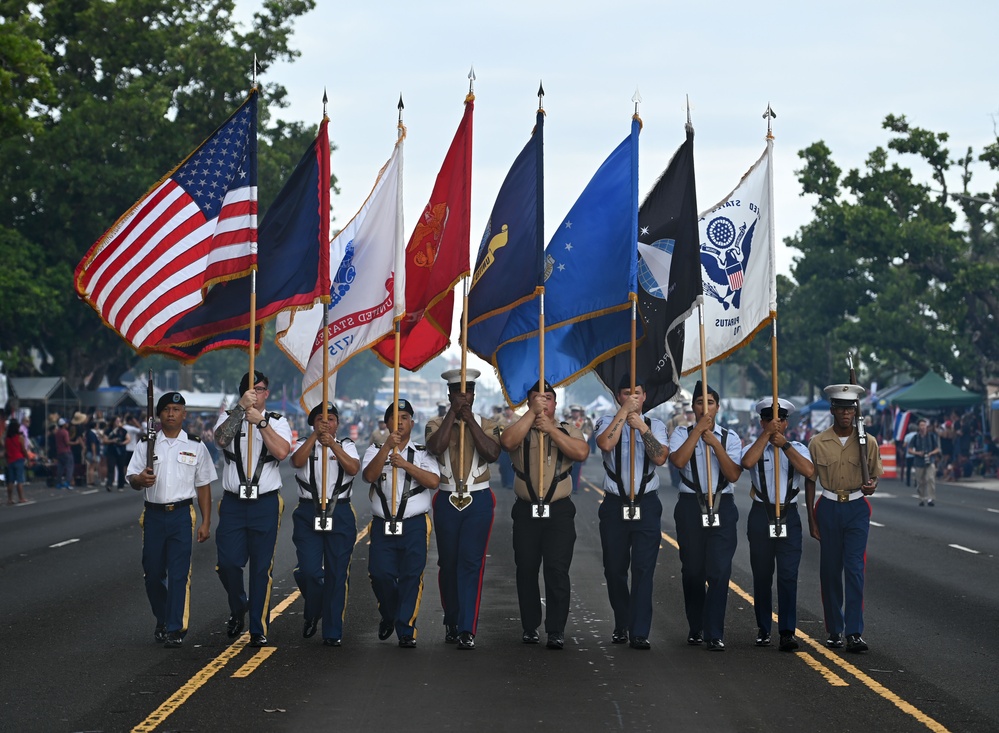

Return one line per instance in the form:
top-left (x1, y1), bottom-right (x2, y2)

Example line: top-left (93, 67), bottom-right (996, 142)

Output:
top-left (55, 418), bottom-right (74, 490)
top-left (6, 417), bottom-right (28, 504)
top-left (909, 418), bottom-right (941, 506)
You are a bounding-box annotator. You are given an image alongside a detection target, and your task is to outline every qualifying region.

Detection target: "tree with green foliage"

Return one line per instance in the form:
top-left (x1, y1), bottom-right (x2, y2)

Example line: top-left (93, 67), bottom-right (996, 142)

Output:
top-left (777, 115), bottom-right (999, 393)
top-left (0, 0), bottom-right (327, 389)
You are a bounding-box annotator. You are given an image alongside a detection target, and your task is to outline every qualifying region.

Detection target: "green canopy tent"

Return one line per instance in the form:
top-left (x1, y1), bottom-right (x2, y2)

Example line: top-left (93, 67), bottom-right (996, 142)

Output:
top-left (889, 371), bottom-right (981, 411)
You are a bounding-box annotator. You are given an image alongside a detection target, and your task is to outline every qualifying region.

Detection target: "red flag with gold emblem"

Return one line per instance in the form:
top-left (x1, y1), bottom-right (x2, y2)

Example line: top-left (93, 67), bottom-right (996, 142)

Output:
top-left (373, 95), bottom-right (473, 370)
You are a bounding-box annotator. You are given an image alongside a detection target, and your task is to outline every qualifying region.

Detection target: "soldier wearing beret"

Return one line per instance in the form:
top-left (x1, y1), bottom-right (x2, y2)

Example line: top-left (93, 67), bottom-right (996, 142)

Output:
top-left (127, 392), bottom-right (217, 648)
top-left (290, 402), bottom-right (360, 647)
top-left (361, 399), bottom-right (441, 648)
top-left (668, 380), bottom-right (744, 651)
top-left (805, 384), bottom-right (883, 653)
top-left (741, 397), bottom-right (815, 652)
top-left (213, 370), bottom-right (294, 648)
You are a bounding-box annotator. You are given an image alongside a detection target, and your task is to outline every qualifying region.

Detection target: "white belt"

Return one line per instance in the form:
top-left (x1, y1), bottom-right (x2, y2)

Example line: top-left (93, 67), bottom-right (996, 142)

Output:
top-left (439, 481), bottom-right (490, 493)
top-left (821, 489), bottom-right (864, 503)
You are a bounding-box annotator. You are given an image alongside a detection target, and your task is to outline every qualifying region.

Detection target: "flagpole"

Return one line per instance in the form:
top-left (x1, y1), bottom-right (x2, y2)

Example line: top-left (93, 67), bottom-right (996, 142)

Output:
top-left (764, 104), bottom-right (781, 530)
top-left (457, 277), bottom-right (469, 502)
top-left (455, 68), bottom-right (476, 507)
top-left (536, 83), bottom-right (547, 502)
top-left (697, 305), bottom-right (715, 524)
top-left (320, 92), bottom-right (331, 520)
top-left (321, 304), bottom-right (330, 515)
top-left (628, 91), bottom-right (643, 508)
top-left (245, 60), bottom-right (260, 485)
top-left (389, 95), bottom-right (406, 524)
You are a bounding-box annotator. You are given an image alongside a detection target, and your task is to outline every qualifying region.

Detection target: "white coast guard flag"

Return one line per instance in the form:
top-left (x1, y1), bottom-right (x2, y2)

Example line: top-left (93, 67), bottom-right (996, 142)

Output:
top-left (276, 136), bottom-right (405, 410)
top-left (681, 142), bottom-right (775, 373)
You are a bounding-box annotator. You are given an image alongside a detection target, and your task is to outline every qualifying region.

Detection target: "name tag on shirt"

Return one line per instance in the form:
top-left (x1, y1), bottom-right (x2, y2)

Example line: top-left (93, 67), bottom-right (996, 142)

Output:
top-left (178, 451), bottom-right (197, 466)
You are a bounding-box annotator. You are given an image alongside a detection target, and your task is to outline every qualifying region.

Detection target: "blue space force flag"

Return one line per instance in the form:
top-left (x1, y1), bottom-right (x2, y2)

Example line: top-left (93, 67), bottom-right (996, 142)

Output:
top-left (494, 117), bottom-right (641, 405)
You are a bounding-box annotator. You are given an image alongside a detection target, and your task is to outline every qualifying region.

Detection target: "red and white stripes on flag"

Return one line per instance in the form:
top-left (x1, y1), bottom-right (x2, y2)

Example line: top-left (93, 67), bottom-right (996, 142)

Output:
top-left (75, 93), bottom-right (258, 351)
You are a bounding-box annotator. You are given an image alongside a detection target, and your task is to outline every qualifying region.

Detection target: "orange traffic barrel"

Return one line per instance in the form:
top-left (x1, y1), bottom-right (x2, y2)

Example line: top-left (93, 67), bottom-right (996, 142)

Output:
top-left (879, 443), bottom-right (897, 479)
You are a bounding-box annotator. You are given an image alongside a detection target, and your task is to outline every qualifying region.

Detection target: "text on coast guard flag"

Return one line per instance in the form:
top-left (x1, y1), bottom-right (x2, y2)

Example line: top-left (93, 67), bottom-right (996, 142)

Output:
top-left (148, 117), bottom-right (333, 361)
top-left (74, 93), bottom-right (258, 351)
top-left (595, 124), bottom-right (700, 411)
top-left (466, 110), bottom-right (544, 363)
top-left (276, 135), bottom-right (405, 410)
top-left (681, 143), bottom-right (774, 373)
top-left (373, 97), bottom-right (472, 371)
top-left (493, 118), bottom-right (641, 406)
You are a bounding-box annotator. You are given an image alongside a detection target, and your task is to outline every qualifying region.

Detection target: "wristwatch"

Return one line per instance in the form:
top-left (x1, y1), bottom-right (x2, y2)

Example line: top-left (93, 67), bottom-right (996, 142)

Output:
top-left (257, 418), bottom-right (269, 429)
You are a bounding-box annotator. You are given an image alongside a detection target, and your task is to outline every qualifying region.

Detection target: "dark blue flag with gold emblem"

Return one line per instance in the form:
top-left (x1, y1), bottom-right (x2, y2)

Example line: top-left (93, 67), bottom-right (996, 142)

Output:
top-left (466, 110), bottom-right (544, 362)
top-left (494, 117), bottom-right (641, 406)
top-left (595, 124), bottom-right (700, 410)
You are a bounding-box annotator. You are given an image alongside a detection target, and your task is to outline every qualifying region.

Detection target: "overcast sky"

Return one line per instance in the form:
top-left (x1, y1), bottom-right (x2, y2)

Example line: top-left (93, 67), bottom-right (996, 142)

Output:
top-left (235, 0), bottom-right (999, 394)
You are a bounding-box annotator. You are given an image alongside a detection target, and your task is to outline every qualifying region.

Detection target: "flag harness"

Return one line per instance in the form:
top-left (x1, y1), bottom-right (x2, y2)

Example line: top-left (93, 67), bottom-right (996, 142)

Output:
top-left (514, 424), bottom-right (573, 518)
top-left (295, 440), bottom-right (352, 524)
top-left (224, 412), bottom-right (282, 499)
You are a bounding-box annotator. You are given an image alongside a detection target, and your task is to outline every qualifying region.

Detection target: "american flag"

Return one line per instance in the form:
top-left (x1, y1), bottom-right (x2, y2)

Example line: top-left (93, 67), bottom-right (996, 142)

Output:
top-left (75, 93), bottom-right (258, 351)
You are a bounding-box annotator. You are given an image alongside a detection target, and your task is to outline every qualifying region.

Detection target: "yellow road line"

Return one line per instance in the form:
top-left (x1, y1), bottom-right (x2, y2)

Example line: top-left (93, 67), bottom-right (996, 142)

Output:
top-left (131, 635), bottom-right (250, 733)
top-left (796, 652), bottom-right (849, 686)
top-left (232, 647), bottom-right (277, 678)
top-left (658, 527), bottom-right (951, 732)
top-left (132, 524), bottom-right (370, 732)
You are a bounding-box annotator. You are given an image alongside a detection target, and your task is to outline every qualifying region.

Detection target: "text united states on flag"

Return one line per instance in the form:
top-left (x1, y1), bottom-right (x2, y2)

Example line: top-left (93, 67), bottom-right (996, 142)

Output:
top-left (74, 93), bottom-right (258, 351)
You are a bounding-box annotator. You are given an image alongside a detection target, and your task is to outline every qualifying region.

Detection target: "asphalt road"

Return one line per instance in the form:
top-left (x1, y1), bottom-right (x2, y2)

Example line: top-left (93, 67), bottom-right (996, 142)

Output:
top-left (1, 458), bottom-right (997, 733)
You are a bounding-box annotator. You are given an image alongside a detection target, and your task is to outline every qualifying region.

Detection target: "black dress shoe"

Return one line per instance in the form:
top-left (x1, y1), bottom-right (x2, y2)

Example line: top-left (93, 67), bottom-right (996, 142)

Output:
top-left (378, 619), bottom-right (394, 641)
top-left (778, 633), bottom-right (800, 652)
top-left (457, 632), bottom-right (475, 650)
top-left (398, 636), bottom-right (417, 648)
top-left (249, 633), bottom-right (269, 648)
top-left (154, 624), bottom-right (167, 644)
top-left (522, 629), bottom-right (540, 644)
top-left (611, 628), bottom-right (629, 644)
top-left (303, 617), bottom-right (319, 639)
top-left (826, 633), bottom-right (844, 649)
top-left (323, 638), bottom-right (341, 647)
top-left (546, 632), bottom-right (564, 650)
top-left (226, 612), bottom-right (245, 639)
top-left (687, 631), bottom-right (703, 646)
top-left (755, 628), bottom-right (771, 646)
top-left (163, 631), bottom-right (184, 649)
top-left (706, 638), bottom-right (725, 651)
top-left (845, 634), bottom-right (869, 653)
top-left (629, 636), bottom-right (650, 650)
top-left (444, 625), bottom-right (459, 644)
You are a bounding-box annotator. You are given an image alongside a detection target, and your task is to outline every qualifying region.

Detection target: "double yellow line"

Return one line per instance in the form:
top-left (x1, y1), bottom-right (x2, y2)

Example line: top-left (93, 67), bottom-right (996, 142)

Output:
top-left (584, 481), bottom-right (950, 732)
top-left (132, 525), bottom-right (370, 733)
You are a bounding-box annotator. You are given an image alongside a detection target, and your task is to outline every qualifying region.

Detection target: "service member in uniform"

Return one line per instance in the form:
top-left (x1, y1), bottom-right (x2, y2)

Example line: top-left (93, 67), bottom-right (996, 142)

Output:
top-left (805, 383), bottom-right (882, 653)
top-left (668, 381), bottom-right (743, 651)
top-left (500, 380), bottom-right (589, 650)
top-left (361, 398), bottom-right (441, 648)
top-left (594, 376), bottom-right (669, 650)
top-left (290, 401), bottom-right (360, 647)
top-left (425, 369), bottom-right (501, 650)
top-left (127, 392), bottom-right (217, 648)
top-left (740, 397), bottom-right (815, 652)
top-left (213, 370), bottom-right (293, 647)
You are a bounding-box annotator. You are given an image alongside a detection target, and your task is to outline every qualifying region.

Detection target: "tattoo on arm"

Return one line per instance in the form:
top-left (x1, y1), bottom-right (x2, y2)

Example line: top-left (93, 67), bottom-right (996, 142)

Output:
top-left (215, 413), bottom-right (243, 448)
top-left (641, 430), bottom-right (665, 460)
top-left (613, 418), bottom-right (624, 433)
